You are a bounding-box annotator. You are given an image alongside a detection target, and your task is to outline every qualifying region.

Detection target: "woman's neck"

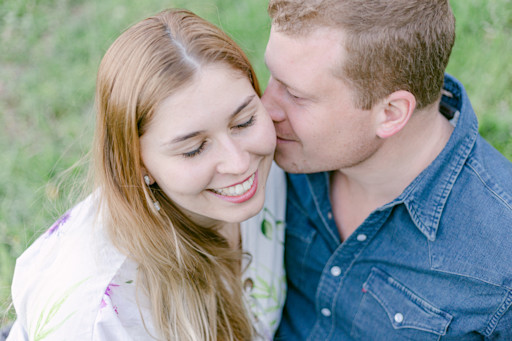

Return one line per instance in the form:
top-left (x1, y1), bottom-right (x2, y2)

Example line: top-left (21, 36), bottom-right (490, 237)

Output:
top-left (218, 222), bottom-right (241, 250)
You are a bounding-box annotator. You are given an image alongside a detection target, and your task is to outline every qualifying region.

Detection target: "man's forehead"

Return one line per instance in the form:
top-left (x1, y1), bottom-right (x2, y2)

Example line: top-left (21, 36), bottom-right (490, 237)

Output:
top-left (266, 26), bottom-right (345, 74)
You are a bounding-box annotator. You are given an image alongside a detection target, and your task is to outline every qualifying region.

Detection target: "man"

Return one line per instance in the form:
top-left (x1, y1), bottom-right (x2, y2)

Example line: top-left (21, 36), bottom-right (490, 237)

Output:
top-left (262, 0), bottom-right (512, 339)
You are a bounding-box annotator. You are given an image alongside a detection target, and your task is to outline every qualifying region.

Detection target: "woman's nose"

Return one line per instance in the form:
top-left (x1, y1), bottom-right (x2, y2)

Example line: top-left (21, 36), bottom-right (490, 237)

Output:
top-left (215, 137), bottom-right (250, 175)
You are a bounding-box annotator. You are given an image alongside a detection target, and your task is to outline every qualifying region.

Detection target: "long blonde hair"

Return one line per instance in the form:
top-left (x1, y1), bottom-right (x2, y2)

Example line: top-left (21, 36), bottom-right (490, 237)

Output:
top-left (93, 9), bottom-right (259, 340)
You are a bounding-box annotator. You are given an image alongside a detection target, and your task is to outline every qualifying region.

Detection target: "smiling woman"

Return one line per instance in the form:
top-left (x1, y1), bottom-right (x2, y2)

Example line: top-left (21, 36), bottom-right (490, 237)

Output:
top-left (6, 8), bottom-right (285, 341)
top-left (140, 65), bottom-right (275, 227)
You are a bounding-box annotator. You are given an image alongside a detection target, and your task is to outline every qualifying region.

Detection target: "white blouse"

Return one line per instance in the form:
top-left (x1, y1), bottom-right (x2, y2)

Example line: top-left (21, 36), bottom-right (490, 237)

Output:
top-left (8, 164), bottom-right (286, 340)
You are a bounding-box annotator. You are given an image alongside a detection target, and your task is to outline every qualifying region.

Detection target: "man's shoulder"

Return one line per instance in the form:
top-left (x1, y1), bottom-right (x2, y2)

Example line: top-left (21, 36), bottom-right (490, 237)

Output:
top-left (458, 135), bottom-right (512, 211)
top-left (434, 140), bottom-right (512, 288)
top-left (446, 134), bottom-right (512, 229)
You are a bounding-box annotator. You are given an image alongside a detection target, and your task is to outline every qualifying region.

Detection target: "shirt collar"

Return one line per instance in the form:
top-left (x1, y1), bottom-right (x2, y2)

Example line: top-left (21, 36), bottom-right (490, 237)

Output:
top-left (393, 74), bottom-right (480, 241)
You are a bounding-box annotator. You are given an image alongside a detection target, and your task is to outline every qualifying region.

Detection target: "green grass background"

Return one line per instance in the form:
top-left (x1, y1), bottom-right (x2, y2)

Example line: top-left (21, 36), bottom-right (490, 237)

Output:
top-left (1, 0), bottom-right (511, 323)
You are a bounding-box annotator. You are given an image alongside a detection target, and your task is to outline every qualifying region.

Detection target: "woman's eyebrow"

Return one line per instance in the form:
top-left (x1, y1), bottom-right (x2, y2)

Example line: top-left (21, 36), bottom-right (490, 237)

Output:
top-left (170, 131), bottom-right (203, 144)
top-left (230, 94), bottom-right (256, 119)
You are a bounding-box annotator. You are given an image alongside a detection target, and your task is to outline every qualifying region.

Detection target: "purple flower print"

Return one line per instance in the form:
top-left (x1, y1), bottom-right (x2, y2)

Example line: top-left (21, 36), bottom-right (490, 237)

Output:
top-left (104, 283), bottom-right (120, 297)
top-left (101, 283), bottom-right (120, 315)
top-left (46, 210), bottom-right (71, 237)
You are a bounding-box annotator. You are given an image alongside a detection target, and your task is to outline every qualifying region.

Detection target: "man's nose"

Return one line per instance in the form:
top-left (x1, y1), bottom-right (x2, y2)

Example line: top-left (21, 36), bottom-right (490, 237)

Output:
top-left (262, 77), bottom-right (286, 123)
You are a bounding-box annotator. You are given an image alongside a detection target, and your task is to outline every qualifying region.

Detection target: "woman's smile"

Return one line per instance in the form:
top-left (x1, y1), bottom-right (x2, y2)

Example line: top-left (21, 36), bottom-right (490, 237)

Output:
top-left (208, 171), bottom-right (258, 203)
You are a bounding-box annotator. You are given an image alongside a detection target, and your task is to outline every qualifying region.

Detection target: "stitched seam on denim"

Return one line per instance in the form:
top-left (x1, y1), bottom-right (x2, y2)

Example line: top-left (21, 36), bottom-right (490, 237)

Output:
top-left (466, 159), bottom-right (512, 211)
top-left (306, 175), bottom-right (338, 243)
top-left (287, 195), bottom-right (309, 218)
top-left (429, 266), bottom-right (511, 290)
top-left (287, 176), bottom-right (310, 217)
top-left (484, 290), bottom-right (512, 336)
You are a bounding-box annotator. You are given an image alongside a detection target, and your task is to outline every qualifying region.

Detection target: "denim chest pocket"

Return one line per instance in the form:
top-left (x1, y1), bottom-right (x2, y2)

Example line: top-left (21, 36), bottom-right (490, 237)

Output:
top-left (351, 267), bottom-right (453, 341)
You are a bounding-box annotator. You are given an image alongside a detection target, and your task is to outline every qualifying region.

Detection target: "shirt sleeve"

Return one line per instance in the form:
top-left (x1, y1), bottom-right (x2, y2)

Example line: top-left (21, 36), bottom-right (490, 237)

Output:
top-left (5, 320), bottom-right (28, 341)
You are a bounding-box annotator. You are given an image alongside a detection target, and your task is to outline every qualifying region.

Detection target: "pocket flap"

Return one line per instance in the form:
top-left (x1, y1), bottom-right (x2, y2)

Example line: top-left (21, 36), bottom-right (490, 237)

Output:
top-left (363, 267), bottom-right (452, 335)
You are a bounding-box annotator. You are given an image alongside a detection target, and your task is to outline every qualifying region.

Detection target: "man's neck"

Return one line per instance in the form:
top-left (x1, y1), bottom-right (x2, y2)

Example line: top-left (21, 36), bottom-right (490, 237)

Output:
top-left (331, 106), bottom-right (454, 241)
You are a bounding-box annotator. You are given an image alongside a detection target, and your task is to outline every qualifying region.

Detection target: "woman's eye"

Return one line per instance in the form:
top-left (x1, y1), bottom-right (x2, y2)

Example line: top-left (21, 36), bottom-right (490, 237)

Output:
top-left (182, 141), bottom-right (206, 158)
top-left (235, 116), bottom-right (255, 129)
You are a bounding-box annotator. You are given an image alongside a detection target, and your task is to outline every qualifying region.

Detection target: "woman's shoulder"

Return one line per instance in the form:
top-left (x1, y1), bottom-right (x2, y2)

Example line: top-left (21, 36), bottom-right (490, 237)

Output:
top-left (10, 194), bottom-right (132, 340)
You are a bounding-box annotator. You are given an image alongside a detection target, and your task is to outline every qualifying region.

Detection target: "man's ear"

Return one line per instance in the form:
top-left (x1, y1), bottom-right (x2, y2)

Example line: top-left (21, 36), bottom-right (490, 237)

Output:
top-left (374, 90), bottom-right (416, 139)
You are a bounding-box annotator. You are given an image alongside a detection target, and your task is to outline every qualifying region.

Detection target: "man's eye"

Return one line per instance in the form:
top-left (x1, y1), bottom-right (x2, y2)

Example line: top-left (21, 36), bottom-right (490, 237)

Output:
top-left (287, 89), bottom-right (302, 100)
top-left (182, 141), bottom-right (206, 158)
top-left (235, 116), bottom-right (255, 129)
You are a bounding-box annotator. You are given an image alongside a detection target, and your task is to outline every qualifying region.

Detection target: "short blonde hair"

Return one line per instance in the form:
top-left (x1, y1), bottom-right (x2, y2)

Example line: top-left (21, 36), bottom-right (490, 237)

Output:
top-left (268, 0), bottom-right (455, 110)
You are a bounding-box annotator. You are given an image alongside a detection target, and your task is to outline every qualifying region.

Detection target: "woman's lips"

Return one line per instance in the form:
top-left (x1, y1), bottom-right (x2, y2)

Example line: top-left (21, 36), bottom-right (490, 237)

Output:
top-left (208, 171), bottom-right (258, 203)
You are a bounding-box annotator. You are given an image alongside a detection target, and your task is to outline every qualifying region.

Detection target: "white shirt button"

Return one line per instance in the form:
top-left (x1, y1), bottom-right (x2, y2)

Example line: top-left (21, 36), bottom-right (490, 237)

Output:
top-left (321, 308), bottom-right (332, 317)
top-left (330, 266), bottom-right (342, 277)
top-left (394, 313), bottom-right (404, 323)
top-left (327, 211), bottom-right (333, 219)
top-left (356, 234), bottom-right (367, 242)
top-left (243, 278), bottom-right (254, 292)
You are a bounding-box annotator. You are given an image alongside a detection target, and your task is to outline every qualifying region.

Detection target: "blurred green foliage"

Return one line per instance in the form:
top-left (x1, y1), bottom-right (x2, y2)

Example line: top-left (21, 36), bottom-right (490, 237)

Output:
top-left (1, 0), bottom-right (511, 324)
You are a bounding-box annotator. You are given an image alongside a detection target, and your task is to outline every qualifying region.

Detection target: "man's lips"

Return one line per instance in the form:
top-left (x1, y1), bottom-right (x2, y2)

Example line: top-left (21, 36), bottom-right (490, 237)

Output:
top-left (276, 134), bottom-right (298, 142)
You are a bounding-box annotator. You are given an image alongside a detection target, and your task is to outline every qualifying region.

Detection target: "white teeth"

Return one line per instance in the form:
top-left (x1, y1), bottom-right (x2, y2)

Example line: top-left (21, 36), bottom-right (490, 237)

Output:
top-left (212, 174), bottom-right (255, 196)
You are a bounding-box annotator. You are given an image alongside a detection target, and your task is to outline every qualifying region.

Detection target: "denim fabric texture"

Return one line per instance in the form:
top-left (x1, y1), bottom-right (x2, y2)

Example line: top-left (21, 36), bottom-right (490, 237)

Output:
top-left (275, 74), bottom-right (512, 340)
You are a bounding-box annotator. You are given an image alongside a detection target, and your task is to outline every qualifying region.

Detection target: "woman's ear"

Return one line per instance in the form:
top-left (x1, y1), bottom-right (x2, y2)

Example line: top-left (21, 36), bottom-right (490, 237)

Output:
top-left (374, 90), bottom-right (416, 139)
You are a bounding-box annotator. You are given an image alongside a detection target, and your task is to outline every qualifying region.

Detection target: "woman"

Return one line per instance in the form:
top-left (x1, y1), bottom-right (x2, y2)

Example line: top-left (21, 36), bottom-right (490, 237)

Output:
top-left (8, 9), bottom-right (285, 341)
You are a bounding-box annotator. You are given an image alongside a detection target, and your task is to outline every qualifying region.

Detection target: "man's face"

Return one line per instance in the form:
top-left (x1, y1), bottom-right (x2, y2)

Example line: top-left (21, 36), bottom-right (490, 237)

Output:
top-left (262, 27), bottom-right (382, 174)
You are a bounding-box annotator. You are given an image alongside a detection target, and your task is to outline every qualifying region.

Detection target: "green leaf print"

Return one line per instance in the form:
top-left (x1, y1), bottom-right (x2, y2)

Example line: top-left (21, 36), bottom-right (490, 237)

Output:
top-left (261, 207), bottom-right (285, 242)
top-left (32, 277), bottom-right (90, 341)
top-left (261, 219), bottom-right (273, 240)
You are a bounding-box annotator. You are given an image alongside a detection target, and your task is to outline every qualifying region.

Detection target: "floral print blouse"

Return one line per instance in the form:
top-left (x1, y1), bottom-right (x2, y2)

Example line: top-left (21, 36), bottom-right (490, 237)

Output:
top-left (8, 164), bottom-right (286, 340)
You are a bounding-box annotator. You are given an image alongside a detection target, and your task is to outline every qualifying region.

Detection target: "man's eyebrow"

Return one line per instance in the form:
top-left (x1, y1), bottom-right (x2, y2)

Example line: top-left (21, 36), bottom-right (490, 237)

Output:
top-left (168, 95), bottom-right (256, 145)
top-left (264, 57), bottom-right (305, 95)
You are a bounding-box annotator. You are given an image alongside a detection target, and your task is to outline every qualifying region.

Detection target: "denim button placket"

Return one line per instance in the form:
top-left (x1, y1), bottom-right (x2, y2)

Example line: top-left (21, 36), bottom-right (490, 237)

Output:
top-left (321, 308), bottom-right (332, 317)
top-left (330, 266), bottom-right (341, 277)
top-left (356, 234), bottom-right (367, 242)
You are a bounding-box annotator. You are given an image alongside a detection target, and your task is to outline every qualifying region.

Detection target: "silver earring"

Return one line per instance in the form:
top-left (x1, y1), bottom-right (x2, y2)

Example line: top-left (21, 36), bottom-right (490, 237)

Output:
top-left (153, 201), bottom-right (161, 211)
top-left (143, 175), bottom-right (160, 211)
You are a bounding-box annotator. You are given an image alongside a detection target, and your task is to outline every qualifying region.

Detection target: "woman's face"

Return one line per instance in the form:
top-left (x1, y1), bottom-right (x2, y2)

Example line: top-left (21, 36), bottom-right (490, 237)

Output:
top-left (140, 64), bottom-right (276, 227)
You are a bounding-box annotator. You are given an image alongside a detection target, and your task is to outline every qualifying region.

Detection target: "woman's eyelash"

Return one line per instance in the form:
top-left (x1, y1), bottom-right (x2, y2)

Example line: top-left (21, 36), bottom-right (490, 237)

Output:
top-left (182, 141), bottom-right (206, 158)
top-left (181, 116), bottom-right (255, 158)
top-left (235, 115), bottom-right (255, 129)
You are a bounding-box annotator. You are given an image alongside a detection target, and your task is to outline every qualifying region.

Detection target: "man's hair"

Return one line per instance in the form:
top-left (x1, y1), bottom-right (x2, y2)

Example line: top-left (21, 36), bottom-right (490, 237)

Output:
top-left (268, 0), bottom-right (455, 110)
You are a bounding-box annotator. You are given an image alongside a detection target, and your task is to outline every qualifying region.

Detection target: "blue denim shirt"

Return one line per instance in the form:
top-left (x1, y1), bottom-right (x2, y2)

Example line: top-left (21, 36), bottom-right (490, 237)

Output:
top-left (275, 75), bottom-right (512, 340)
